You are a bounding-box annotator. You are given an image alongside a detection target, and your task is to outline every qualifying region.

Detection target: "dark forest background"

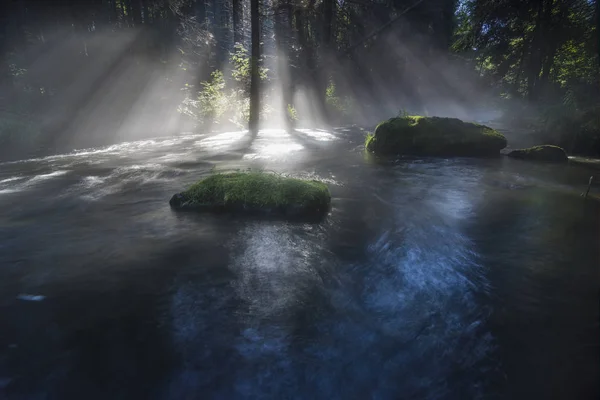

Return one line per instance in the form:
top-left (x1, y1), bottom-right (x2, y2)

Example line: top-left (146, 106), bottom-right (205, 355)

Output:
top-left (0, 0), bottom-right (598, 158)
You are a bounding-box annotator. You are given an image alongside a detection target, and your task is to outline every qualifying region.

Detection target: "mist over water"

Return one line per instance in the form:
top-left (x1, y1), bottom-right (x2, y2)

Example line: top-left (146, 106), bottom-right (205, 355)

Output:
top-left (1, 0), bottom-right (598, 397)
top-left (0, 127), bottom-right (597, 399)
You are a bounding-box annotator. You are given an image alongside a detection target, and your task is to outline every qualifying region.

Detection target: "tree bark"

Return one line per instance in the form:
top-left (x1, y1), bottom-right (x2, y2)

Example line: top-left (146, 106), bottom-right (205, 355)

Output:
top-left (526, 0), bottom-right (549, 101)
top-left (539, 0), bottom-right (567, 94)
top-left (249, 0), bottom-right (260, 136)
top-left (596, 0), bottom-right (599, 68)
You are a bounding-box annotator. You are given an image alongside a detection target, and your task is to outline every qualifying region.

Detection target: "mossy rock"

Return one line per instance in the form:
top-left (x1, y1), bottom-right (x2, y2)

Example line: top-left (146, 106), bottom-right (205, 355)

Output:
top-left (170, 172), bottom-right (331, 220)
top-left (507, 145), bottom-right (568, 163)
top-left (365, 116), bottom-right (507, 157)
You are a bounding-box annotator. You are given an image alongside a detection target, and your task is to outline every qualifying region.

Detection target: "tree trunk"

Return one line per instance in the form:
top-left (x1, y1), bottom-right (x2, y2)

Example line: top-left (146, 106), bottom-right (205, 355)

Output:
top-left (596, 0), bottom-right (599, 68)
top-left (275, 3), bottom-right (294, 131)
top-left (295, 5), bottom-right (328, 126)
top-left (233, 0), bottom-right (242, 44)
top-left (249, 0), bottom-right (260, 136)
top-left (539, 0), bottom-right (567, 94)
top-left (526, 0), bottom-right (548, 101)
top-left (320, 0), bottom-right (334, 123)
top-left (514, 37), bottom-right (530, 96)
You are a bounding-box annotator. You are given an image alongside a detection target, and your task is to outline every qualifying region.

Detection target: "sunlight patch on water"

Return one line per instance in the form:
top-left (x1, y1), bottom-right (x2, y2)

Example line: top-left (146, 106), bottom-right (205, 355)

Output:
top-left (196, 130), bottom-right (248, 150)
top-left (295, 128), bottom-right (337, 141)
top-left (0, 177), bottom-right (23, 184)
top-left (0, 170), bottom-right (70, 195)
top-left (286, 171), bottom-right (342, 186)
top-left (230, 224), bottom-right (319, 315)
top-left (29, 170), bottom-right (69, 181)
top-left (78, 163), bottom-right (184, 201)
top-left (82, 176), bottom-right (106, 188)
top-left (242, 142), bottom-right (304, 160)
top-left (0, 189), bottom-right (20, 194)
top-left (152, 152), bottom-right (197, 163)
top-left (0, 134), bottom-right (206, 166)
top-left (243, 129), bottom-right (305, 160)
top-left (0, 176), bottom-right (27, 194)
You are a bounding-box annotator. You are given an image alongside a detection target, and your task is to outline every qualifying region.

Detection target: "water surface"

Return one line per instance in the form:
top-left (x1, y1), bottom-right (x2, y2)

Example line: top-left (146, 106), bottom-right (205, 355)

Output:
top-left (0, 128), bottom-right (598, 399)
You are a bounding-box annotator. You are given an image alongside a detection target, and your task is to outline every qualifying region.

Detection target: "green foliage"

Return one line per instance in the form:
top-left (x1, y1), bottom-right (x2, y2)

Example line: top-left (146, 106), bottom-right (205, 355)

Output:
top-left (178, 70), bottom-right (227, 125)
top-left (366, 115), bottom-right (507, 156)
top-left (178, 45), bottom-right (271, 129)
top-left (286, 104), bottom-right (298, 121)
top-left (454, 0), bottom-right (599, 155)
top-left (230, 43), bottom-right (268, 93)
top-left (325, 81), bottom-right (354, 119)
top-left (199, 70), bottom-right (226, 119)
top-left (455, 0), bottom-right (597, 99)
top-left (170, 172), bottom-right (331, 218)
top-left (365, 131), bottom-right (375, 150)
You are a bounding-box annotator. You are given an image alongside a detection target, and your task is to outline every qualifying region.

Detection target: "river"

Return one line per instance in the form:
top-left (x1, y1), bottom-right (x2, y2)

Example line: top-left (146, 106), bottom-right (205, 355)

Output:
top-left (0, 127), bottom-right (598, 399)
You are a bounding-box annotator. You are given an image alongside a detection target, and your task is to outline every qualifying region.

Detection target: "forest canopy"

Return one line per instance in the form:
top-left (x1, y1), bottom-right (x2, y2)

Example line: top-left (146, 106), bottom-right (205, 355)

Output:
top-left (0, 0), bottom-right (598, 158)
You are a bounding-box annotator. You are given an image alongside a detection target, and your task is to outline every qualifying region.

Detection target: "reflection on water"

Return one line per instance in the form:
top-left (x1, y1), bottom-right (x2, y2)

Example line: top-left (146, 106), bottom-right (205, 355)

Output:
top-left (0, 128), bottom-right (598, 399)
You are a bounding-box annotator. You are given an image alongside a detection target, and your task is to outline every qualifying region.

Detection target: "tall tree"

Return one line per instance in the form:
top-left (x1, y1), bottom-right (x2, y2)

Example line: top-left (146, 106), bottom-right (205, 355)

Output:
top-left (596, 0), bottom-right (600, 68)
top-left (249, 0), bottom-right (260, 136)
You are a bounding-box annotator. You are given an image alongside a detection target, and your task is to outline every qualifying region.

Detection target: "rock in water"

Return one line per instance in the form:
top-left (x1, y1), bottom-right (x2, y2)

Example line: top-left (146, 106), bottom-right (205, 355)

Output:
top-left (507, 145), bottom-right (568, 163)
top-left (365, 115), bottom-right (507, 157)
top-left (169, 172), bottom-right (331, 220)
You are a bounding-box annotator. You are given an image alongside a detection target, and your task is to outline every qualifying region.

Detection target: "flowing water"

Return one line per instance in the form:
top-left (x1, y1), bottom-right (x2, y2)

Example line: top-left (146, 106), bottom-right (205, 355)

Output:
top-left (0, 128), bottom-right (598, 399)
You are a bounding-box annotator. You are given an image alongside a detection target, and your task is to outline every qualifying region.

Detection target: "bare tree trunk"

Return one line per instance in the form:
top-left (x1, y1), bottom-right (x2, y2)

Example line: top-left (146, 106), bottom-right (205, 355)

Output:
top-left (596, 0), bottom-right (599, 68)
top-left (249, 0), bottom-right (260, 136)
top-left (275, 3), bottom-right (294, 131)
top-left (527, 0), bottom-right (555, 101)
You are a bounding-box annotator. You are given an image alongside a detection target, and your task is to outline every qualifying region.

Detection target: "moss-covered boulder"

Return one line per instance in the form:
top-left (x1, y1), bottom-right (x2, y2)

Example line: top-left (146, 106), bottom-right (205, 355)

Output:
top-left (507, 145), bottom-right (568, 163)
top-left (365, 116), bottom-right (507, 157)
top-left (169, 172), bottom-right (331, 219)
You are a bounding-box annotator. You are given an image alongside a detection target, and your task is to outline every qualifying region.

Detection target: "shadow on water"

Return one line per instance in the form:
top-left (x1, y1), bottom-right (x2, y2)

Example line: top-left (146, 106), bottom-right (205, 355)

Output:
top-left (0, 128), bottom-right (598, 399)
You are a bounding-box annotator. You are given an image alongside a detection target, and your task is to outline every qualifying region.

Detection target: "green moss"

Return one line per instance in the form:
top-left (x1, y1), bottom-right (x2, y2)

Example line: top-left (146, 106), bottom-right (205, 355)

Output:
top-left (365, 132), bottom-right (375, 149)
top-left (507, 145), bottom-right (568, 163)
top-left (170, 172), bottom-right (331, 219)
top-left (365, 115), bottom-right (507, 157)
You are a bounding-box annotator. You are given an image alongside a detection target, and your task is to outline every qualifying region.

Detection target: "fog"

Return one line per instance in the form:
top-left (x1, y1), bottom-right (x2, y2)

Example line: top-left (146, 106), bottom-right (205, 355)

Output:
top-left (0, 1), bottom-right (504, 160)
